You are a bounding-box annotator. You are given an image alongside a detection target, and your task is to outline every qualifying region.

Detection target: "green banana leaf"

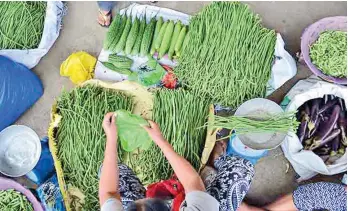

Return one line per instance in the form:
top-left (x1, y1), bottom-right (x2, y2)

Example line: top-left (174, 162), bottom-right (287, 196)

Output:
top-left (115, 110), bottom-right (152, 152)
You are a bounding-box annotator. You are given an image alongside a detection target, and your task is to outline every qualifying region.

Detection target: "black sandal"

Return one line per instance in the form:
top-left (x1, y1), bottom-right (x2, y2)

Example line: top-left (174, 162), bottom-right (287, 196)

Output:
top-left (98, 10), bottom-right (112, 28)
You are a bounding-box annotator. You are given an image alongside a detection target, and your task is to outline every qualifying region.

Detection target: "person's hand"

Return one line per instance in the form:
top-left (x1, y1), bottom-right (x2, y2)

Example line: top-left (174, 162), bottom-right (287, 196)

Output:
top-left (103, 112), bottom-right (117, 141)
top-left (142, 120), bottom-right (166, 144)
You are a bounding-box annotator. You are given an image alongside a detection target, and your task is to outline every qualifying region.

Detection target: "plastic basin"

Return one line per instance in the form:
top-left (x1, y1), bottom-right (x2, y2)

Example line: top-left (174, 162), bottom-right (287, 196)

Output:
top-left (301, 16), bottom-right (347, 85)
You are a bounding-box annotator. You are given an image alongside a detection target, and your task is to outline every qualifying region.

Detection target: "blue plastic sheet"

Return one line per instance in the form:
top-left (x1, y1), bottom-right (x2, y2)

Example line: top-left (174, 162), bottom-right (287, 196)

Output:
top-left (0, 56), bottom-right (43, 132)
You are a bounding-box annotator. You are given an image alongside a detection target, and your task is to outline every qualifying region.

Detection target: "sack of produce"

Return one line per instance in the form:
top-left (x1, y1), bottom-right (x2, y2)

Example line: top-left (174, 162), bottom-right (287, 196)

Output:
top-left (0, 56), bottom-right (43, 132)
top-left (0, 1), bottom-right (65, 69)
top-left (281, 77), bottom-right (347, 180)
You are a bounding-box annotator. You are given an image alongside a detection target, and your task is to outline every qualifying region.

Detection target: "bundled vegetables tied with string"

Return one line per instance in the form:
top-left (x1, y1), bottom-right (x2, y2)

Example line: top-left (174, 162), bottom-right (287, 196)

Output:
top-left (205, 111), bottom-right (299, 138)
top-left (0, 2), bottom-right (46, 49)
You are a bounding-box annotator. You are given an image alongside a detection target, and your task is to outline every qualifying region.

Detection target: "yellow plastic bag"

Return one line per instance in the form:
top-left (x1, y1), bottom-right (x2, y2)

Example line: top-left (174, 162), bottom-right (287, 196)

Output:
top-left (60, 51), bottom-right (96, 84)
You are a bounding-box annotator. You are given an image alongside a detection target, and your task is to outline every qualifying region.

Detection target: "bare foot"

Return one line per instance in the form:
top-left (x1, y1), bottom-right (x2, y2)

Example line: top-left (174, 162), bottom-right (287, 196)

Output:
top-left (98, 10), bottom-right (112, 27)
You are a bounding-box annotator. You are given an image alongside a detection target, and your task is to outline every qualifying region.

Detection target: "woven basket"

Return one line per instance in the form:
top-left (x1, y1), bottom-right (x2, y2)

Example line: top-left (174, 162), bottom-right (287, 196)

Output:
top-left (301, 16), bottom-right (347, 85)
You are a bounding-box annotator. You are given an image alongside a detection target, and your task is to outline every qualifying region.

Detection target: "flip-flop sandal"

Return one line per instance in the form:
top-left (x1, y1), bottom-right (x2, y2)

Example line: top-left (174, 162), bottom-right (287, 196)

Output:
top-left (98, 10), bottom-right (112, 28)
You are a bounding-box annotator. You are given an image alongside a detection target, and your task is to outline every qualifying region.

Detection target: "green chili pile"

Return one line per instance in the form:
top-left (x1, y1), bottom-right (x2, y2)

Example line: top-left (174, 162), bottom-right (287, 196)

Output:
top-left (135, 90), bottom-right (210, 185)
top-left (0, 2), bottom-right (46, 49)
top-left (175, 2), bottom-right (276, 108)
top-left (310, 30), bottom-right (347, 78)
top-left (56, 85), bottom-right (133, 210)
top-left (205, 111), bottom-right (299, 137)
top-left (0, 189), bottom-right (34, 211)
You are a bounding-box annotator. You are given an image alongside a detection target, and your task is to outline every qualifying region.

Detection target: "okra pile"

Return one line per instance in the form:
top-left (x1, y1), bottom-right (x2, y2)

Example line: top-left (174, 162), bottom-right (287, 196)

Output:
top-left (56, 85), bottom-right (134, 210)
top-left (104, 12), bottom-right (189, 60)
top-left (0, 189), bottom-right (34, 211)
top-left (0, 2), bottom-right (46, 49)
top-left (175, 2), bottom-right (276, 108)
top-left (134, 89), bottom-right (210, 185)
top-left (310, 30), bottom-right (347, 78)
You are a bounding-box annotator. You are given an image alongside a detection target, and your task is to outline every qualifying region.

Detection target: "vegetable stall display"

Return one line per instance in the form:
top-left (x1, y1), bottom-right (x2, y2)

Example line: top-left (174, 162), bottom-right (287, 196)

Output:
top-left (0, 189), bottom-right (34, 211)
top-left (297, 95), bottom-right (347, 163)
top-left (103, 12), bottom-right (189, 59)
top-left (0, 2), bottom-right (46, 49)
top-left (56, 85), bottom-right (134, 210)
top-left (310, 31), bottom-right (347, 78)
top-left (135, 89), bottom-right (210, 184)
top-left (175, 2), bottom-right (276, 108)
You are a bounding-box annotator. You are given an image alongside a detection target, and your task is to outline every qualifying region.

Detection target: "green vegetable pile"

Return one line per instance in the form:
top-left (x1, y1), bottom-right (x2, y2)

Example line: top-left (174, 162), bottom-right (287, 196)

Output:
top-left (104, 12), bottom-right (189, 59)
top-left (205, 111), bottom-right (299, 138)
top-left (56, 85), bottom-right (134, 210)
top-left (135, 90), bottom-right (210, 184)
top-left (310, 30), bottom-right (347, 78)
top-left (175, 2), bottom-right (276, 108)
top-left (0, 189), bottom-right (34, 211)
top-left (0, 2), bottom-right (46, 49)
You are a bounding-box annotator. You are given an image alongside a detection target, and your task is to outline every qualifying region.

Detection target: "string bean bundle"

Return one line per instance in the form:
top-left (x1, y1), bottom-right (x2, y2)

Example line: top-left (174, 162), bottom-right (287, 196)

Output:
top-left (310, 30), bottom-right (347, 78)
top-left (0, 189), bottom-right (34, 211)
top-left (175, 2), bottom-right (276, 108)
top-left (135, 90), bottom-right (210, 184)
top-left (0, 2), bottom-right (46, 49)
top-left (56, 85), bottom-right (133, 210)
top-left (205, 111), bottom-right (299, 137)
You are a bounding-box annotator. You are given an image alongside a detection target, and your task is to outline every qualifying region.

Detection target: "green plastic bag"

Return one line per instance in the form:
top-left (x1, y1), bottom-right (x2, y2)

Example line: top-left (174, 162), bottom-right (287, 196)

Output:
top-left (136, 57), bottom-right (166, 87)
top-left (115, 110), bottom-right (152, 152)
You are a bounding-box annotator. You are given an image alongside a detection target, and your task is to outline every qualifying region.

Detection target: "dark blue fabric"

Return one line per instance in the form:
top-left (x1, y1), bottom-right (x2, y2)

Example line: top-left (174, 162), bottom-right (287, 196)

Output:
top-left (0, 56), bottom-right (43, 131)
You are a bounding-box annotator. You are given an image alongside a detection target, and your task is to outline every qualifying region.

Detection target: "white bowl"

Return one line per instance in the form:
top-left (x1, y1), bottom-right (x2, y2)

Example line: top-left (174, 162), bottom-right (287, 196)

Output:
top-left (0, 125), bottom-right (41, 177)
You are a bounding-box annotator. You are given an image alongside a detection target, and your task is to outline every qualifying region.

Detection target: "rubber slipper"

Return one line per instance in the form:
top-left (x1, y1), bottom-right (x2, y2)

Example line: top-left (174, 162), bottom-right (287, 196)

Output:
top-left (98, 10), bottom-right (112, 28)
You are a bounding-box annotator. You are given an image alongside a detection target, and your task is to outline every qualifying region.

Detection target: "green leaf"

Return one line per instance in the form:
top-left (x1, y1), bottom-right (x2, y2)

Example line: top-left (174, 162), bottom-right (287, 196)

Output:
top-left (115, 110), bottom-right (152, 152)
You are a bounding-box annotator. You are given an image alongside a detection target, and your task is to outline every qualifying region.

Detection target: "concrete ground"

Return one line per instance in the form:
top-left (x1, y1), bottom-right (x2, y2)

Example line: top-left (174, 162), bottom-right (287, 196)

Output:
top-left (16, 1), bottom-right (347, 207)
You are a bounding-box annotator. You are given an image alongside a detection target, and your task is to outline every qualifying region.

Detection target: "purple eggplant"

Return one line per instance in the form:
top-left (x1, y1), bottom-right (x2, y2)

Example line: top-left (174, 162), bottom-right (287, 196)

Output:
top-left (312, 105), bottom-right (341, 142)
top-left (338, 111), bottom-right (347, 146)
top-left (330, 136), bottom-right (340, 156)
top-left (309, 128), bottom-right (341, 151)
top-left (298, 111), bottom-right (310, 143)
top-left (318, 98), bottom-right (338, 115)
top-left (307, 99), bottom-right (321, 135)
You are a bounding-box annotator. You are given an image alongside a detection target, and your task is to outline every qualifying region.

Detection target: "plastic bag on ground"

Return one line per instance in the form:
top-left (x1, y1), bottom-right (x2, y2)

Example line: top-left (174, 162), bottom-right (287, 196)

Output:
top-left (0, 1), bottom-right (66, 69)
top-left (60, 51), bottom-right (96, 84)
top-left (281, 76), bottom-right (347, 180)
top-left (0, 56), bottom-right (43, 132)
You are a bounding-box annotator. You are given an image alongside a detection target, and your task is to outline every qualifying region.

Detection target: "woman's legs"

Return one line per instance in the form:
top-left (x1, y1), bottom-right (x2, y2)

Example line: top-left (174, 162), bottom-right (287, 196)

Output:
top-left (206, 155), bottom-right (255, 211)
top-left (264, 182), bottom-right (347, 211)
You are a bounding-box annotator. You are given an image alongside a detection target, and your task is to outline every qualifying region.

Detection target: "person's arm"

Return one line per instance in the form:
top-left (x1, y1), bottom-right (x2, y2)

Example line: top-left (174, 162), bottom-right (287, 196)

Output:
top-left (143, 121), bottom-right (205, 193)
top-left (99, 112), bottom-right (121, 206)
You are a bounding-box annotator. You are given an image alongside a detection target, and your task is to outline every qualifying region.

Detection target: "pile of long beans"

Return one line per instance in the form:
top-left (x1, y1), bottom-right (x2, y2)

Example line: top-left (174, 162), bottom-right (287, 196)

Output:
top-left (175, 2), bottom-right (276, 108)
top-left (0, 2), bottom-right (46, 49)
top-left (205, 112), bottom-right (299, 137)
top-left (0, 189), bottom-right (34, 211)
top-left (135, 90), bottom-right (210, 185)
top-left (56, 85), bottom-right (133, 210)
